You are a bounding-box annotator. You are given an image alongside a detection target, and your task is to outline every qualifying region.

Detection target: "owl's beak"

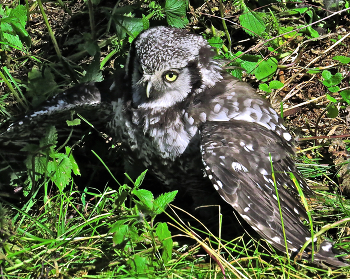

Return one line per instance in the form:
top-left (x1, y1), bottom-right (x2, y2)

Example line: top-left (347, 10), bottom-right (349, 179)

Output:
top-left (146, 81), bottom-right (152, 98)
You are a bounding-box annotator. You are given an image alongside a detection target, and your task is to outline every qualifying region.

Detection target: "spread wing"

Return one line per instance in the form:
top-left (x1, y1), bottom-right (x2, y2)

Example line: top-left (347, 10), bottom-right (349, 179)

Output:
top-left (0, 73), bottom-right (123, 188)
top-left (200, 120), bottom-right (347, 266)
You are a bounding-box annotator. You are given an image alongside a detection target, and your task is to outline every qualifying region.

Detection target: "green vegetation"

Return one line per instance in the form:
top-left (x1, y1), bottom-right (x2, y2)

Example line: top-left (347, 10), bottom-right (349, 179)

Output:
top-left (1, 0), bottom-right (350, 277)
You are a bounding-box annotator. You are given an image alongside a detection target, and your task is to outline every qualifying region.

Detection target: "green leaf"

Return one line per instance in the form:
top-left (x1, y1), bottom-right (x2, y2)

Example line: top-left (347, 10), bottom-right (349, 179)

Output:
top-left (20, 144), bottom-right (39, 152)
top-left (307, 69), bottom-right (320, 74)
top-left (328, 85), bottom-right (340, 93)
top-left (25, 155), bottom-right (48, 175)
top-left (128, 254), bottom-right (148, 274)
top-left (269, 80), bottom-right (284, 90)
top-left (165, 0), bottom-right (189, 28)
top-left (234, 52), bottom-right (261, 74)
top-left (290, 7), bottom-right (309, 14)
top-left (66, 118), bottom-right (81, 126)
top-left (80, 53), bottom-right (103, 83)
top-left (323, 72), bottom-right (342, 87)
top-left (330, 72), bottom-right (343, 85)
top-left (82, 34), bottom-right (100, 56)
top-left (39, 126), bottom-right (57, 150)
top-left (207, 37), bottom-right (223, 49)
top-left (134, 170), bottom-right (147, 188)
top-left (156, 222), bottom-right (173, 264)
top-left (142, 15), bottom-right (150, 30)
top-left (326, 94), bottom-right (337, 103)
top-left (3, 32), bottom-right (23, 49)
top-left (327, 105), bottom-right (338, 118)
top-left (112, 16), bottom-right (144, 41)
top-left (25, 68), bottom-right (59, 107)
top-left (48, 153), bottom-right (72, 190)
top-left (9, 4), bottom-right (27, 28)
top-left (239, 9), bottom-right (266, 37)
top-left (66, 146), bottom-right (80, 176)
top-left (322, 70), bottom-right (332, 80)
top-left (133, 189), bottom-right (154, 210)
top-left (254, 58), bottom-right (278, 80)
top-left (153, 190), bottom-right (177, 215)
top-left (333, 56), bottom-right (350, 64)
top-left (112, 224), bottom-right (129, 244)
top-left (340, 89), bottom-right (350, 105)
top-left (259, 83), bottom-right (271, 93)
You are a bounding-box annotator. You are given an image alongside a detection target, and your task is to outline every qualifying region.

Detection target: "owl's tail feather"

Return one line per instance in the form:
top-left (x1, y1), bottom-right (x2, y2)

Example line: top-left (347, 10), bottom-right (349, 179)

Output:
top-left (293, 240), bottom-right (349, 267)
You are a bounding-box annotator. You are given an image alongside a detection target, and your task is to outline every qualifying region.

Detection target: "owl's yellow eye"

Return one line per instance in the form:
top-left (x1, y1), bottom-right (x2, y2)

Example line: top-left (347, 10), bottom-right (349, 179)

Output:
top-left (164, 71), bottom-right (178, 82)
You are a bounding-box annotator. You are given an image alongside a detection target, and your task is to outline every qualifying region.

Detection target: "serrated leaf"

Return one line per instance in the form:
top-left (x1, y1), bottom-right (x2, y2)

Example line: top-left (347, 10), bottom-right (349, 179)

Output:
top-left (230, 68), bottom-right (243, 80)
top-left (80, 53), bottom-right (103, 83)
top-left (254, 58), bottom-right (278, 80)
top-left (25, 155), bottom-right (48, 175)
top-left (113, 16), bottom-right (144, 41)
top-left (153, 190), bottom-right (177, 215)
top-left (156, 222), bottom-right (173, 264)
top-left (9, 4), bottom-right (27, 28)
top-left (9, 19), bottom-right (31, 48)
top-left (66, 146), bottom-right (80, 176)
top-left (133, 189), bottom-right (154, 210)
top-left (66, 118), bottom-right (81, 126)
top-left (48, 154), bottom-right (72, 190)
top-left (40, 126), bottom-right (57, 149)
top-left (83, 39), bottom-right (100, 57)
top-left (239, 9), bottom-right (266, 36)
top-left (165, 0), bottom-right (189, 28)
top-left (207, 37), bottom-right (223, 49)
top-left (3, 32), bottom-right (23, 49)
top-left (26, 68), bottom-right (59, 107)
top-left (20, 144), bottom-right (39, 152)
top-left (134, 170), bottom-right (147, 187)
top-left (112, 224), bottom-right (129, 244)
top-left (128, 254), bottom-right (148, 274)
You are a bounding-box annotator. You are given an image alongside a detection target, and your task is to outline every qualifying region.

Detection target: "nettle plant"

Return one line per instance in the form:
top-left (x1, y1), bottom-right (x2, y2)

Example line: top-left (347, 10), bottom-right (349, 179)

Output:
top-left (307, 55), bottom-right (350, 118)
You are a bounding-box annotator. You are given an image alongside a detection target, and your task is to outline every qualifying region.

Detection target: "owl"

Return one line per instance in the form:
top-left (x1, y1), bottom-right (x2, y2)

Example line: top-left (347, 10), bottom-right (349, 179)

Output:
top-left (108, 26), bottom-right (348, 267)
top-left (0, 26), bottom-right (347, 267)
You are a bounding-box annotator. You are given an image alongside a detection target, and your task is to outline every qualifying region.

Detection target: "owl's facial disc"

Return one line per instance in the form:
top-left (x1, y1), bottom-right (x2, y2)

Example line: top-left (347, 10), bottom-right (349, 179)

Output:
top-left (132, 67), bottom-right (192, 109)
top-left (146, 70), bottom-right (179, 98)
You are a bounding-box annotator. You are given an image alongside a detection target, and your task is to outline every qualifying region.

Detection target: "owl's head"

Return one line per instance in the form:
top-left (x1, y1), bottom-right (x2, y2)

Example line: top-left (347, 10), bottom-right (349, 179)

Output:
top-left (126, 26), bottom-right (222, 109)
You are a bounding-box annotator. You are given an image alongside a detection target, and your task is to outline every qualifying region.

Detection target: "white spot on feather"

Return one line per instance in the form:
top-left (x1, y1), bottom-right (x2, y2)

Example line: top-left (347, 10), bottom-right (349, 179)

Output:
top-left (259, 168), bottom-right (268, 175)
top-left (241, 215), bottom-right (251, 221)
top-left (283, 132), bottom-right (292, 141)
top-left (244, 143), bottom-right (254, 151)
top-left (232, 162), bottom-right (248, 172)
top-left (217, 180), bottom-right (223, 188)
top-left (272, 236), bottom-right (281, 243)
top-left (199, 112), bottom-right (207, 122)
top-left (213, 103), bottom-right (221, 113)
top-left (321, 243), bottom-right (332, 252)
